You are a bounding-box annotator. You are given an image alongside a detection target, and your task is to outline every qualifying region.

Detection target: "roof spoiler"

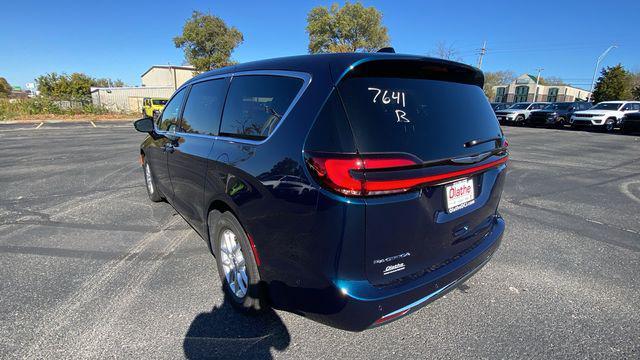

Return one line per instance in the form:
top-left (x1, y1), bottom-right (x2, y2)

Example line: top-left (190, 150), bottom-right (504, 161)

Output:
top-left (377, 47), bottom-right (396, 53)
top-left (338, 57), bottom-right (484, 88)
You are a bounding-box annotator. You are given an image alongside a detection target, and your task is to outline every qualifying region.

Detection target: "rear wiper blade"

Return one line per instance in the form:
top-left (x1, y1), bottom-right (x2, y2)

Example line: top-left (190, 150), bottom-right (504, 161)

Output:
top-left (463, 136), bottom-right (503, 148)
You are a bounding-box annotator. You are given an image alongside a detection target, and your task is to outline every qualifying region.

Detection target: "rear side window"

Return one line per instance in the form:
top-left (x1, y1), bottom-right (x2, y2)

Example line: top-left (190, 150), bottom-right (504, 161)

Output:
top-left (158, 88), bottom-right (187, 132)
top-left (220, 75), bottom-right (303, 140)
top-left (305, 90), bottom-right (356, 152)
top-left (338, 77), bottom-right (502, 162)
top-left (179, 79), bottom-right (228, 135)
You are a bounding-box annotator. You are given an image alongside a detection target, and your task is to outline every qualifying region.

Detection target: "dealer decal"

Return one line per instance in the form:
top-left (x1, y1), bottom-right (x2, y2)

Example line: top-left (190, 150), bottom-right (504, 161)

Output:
top-left (383, 263), bottom-right (406, 276)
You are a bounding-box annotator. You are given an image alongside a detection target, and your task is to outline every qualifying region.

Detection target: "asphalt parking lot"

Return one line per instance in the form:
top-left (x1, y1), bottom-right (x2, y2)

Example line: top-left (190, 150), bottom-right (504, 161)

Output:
top-left (0, 122), bottom-right (639, 359)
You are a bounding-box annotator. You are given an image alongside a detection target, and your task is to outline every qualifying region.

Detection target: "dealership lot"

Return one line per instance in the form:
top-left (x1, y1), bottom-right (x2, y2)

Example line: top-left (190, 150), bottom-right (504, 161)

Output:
top-left (0, 123), bottom-right (638, 359)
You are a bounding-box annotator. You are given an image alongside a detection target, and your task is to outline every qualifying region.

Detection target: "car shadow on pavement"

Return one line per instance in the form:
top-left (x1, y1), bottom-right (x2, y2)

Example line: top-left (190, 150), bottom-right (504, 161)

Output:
top-left (183, 291), bottom-right (290, 360)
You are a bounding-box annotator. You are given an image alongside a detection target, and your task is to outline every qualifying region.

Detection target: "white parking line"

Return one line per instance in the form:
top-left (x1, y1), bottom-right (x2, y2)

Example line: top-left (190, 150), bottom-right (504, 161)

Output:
top-left (35, 122), bottom-right (44, 129)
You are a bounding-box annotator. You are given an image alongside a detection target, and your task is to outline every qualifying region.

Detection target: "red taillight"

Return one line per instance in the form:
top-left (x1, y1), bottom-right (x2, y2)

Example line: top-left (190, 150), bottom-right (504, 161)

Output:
top-left (307, 154), bottom-right (507, 197)
top-left (307, 157), bottom-right (367, 196)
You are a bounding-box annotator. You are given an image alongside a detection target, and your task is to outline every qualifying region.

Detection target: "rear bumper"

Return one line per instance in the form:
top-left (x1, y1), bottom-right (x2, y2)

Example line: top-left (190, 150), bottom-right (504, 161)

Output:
top-left (300, 215), bottom-right (504, 331)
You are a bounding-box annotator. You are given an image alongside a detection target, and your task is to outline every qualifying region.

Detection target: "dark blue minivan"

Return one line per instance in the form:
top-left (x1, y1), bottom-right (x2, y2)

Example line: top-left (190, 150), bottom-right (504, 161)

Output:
top-left (134, 52), bottom-right (508, 331)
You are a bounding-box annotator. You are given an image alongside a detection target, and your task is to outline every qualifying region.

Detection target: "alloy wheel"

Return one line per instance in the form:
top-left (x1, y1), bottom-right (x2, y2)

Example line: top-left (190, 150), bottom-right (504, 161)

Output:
top-left (606, 119), bottom-right (614, 132)
top-left (145, 163), bottom-right (154, 194)
top-left (219, 229), bottom-right (248, 298)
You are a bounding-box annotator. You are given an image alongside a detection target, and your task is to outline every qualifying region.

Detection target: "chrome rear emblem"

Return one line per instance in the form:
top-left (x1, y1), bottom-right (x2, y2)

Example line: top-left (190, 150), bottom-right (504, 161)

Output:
top-left (373, 252), bottom-right (411, 264)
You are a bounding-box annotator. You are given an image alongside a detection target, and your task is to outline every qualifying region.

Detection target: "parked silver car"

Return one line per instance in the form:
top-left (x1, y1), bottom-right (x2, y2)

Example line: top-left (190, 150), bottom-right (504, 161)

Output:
top-left (495, 102), bottom-right (549, 125)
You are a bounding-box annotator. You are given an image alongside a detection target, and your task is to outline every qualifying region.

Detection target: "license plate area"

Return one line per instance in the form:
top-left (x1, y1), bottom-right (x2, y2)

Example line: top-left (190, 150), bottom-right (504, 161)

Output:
top-left (445, 178), bottom-right (475, 213)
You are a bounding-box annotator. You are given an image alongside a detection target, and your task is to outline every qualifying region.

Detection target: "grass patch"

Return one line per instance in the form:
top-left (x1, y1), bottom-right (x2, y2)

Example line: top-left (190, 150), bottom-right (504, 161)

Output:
top-left (0, 98), bottom-right (133, 121)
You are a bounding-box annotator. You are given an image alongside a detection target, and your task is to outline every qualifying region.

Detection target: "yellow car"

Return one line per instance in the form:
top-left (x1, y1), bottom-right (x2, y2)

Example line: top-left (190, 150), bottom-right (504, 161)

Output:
top-left (142, 97), bottom-right (168, 120)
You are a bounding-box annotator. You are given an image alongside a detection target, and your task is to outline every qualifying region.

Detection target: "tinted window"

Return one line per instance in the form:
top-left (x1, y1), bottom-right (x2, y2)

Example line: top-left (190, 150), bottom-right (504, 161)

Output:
top-left (220, 75), bottom-right (303, 140)
top-left (158, 88), bottom-right (187, 132)
top-left (338, 78), bottom-right (502, 162)
top-left (152, 99), bottom-right (167, 105)
top-left (544, 103), bottom-right (571, 110)
top-left (179, 79), bottom-right (228, 135)
top-left (305, 90), bottom-right (356, 152)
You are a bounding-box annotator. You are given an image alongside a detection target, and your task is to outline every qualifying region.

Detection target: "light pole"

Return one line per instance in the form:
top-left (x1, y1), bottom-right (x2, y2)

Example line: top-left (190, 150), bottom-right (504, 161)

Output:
top-left (589, 45), bottom-right (617, 102)
top-left (533, 67), bottom-right (543, 102)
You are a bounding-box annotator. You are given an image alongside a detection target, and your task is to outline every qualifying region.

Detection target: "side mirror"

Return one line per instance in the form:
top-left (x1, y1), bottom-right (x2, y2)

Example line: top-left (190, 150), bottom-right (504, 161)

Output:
top-left (134, 117), bottom-right (154, 133)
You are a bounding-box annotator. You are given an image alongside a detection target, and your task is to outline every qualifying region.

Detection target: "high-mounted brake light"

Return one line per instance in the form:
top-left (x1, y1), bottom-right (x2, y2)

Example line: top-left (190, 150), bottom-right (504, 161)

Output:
top-left (307, 154), bottom-right (507, 197)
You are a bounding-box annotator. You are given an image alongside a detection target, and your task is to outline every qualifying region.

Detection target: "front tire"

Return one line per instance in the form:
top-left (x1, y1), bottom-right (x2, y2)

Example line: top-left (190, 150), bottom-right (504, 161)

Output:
top-left (604, 118), bottom-right (616, 133)
top-left (556, 117), bottom-right (566, 129)
top-left (515, 115), bottom-right (525, 126)
top-left (143, 158), bottom-right (162, 202)
top-left (210, 211), bottom-right (266, 313)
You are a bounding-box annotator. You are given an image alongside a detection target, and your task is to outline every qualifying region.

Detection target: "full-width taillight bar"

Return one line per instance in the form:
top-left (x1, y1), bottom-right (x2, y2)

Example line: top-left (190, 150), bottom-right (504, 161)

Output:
top-left (306, 153), bottom-right (508, 197)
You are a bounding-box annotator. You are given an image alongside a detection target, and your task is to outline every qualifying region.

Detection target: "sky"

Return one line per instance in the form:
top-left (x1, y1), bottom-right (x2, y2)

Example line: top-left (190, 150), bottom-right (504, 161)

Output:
top-left (2, 0), bottom-right (639, 90)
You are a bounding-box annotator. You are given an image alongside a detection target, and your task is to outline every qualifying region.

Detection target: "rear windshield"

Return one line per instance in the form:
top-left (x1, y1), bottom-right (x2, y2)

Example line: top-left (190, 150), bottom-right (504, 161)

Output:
top-left (338, 78), bottom-right (502, 162)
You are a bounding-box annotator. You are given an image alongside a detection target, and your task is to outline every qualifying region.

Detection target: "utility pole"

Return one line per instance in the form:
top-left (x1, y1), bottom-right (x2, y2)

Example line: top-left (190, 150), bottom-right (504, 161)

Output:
top-left (477, 40), bottom-right (487, 69)
top-left (589, 44), bottom-right (617, 102)
top-left (534, 67), bottom-right (543, 102)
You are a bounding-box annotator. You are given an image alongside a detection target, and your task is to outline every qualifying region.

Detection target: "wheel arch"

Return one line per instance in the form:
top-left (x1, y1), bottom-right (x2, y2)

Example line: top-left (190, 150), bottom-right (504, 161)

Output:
top-left (205, 198), bottom-right (239, 255)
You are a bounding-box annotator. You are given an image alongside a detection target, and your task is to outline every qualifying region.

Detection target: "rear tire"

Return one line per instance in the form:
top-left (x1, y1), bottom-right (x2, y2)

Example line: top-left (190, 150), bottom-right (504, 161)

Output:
top-left (210, 211), bottom-right (266, 314)
top-left (143, 158), bottom-right (163, 202)
top-left (556, 117), bottom-right (566, 129)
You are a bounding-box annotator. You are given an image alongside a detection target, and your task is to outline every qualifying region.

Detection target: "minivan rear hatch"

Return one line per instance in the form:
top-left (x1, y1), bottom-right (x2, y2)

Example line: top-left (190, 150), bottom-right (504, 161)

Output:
top-left (336, 58), bottom-right (507, 286)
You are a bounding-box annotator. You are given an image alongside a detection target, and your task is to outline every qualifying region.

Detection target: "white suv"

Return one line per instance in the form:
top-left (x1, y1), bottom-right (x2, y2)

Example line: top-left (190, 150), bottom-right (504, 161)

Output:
top-left (571, 101), bottom-right (640, 132)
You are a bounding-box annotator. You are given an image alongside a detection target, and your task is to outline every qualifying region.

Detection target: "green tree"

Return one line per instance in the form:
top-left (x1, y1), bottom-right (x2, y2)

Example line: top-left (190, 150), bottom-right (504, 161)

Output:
top-left (0, 77), bottom-right (11, 97)
top-left (483, 70), bottom-right (515, 99)
top-left (591, 64), bottom-right (633, 103)
top-left (306, 1), bottom-right (390, 53)
top-left (631, 72), bottom-right (640, 100)
top-left (174, 11), bottom-right (244, 71)
top-left (632, 85), bottom-right (640, 101)
top-left (36, 72), bottom-right (124, 99)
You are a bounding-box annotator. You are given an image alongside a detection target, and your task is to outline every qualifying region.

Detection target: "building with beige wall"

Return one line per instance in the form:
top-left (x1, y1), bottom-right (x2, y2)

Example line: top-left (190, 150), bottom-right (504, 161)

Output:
top-left (141, 65), bottom-right (197, 90)
top-left (492, 74), bottom-right (591, 103)
top-left (90, 86), bottom-right (175, 113)
top-left (91, 65), bottom-right (198, 112)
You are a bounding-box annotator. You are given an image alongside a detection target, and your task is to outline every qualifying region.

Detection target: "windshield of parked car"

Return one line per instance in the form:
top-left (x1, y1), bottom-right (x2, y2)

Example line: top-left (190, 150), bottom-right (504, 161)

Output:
top-left (544, 103), bottom-right (571, 110)
top-left (509, 103), bottom-right (530, 109)
top-left (591, 102), bottom-right (622, 110)
top-left (152, 99), bottom-right (168, 105)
